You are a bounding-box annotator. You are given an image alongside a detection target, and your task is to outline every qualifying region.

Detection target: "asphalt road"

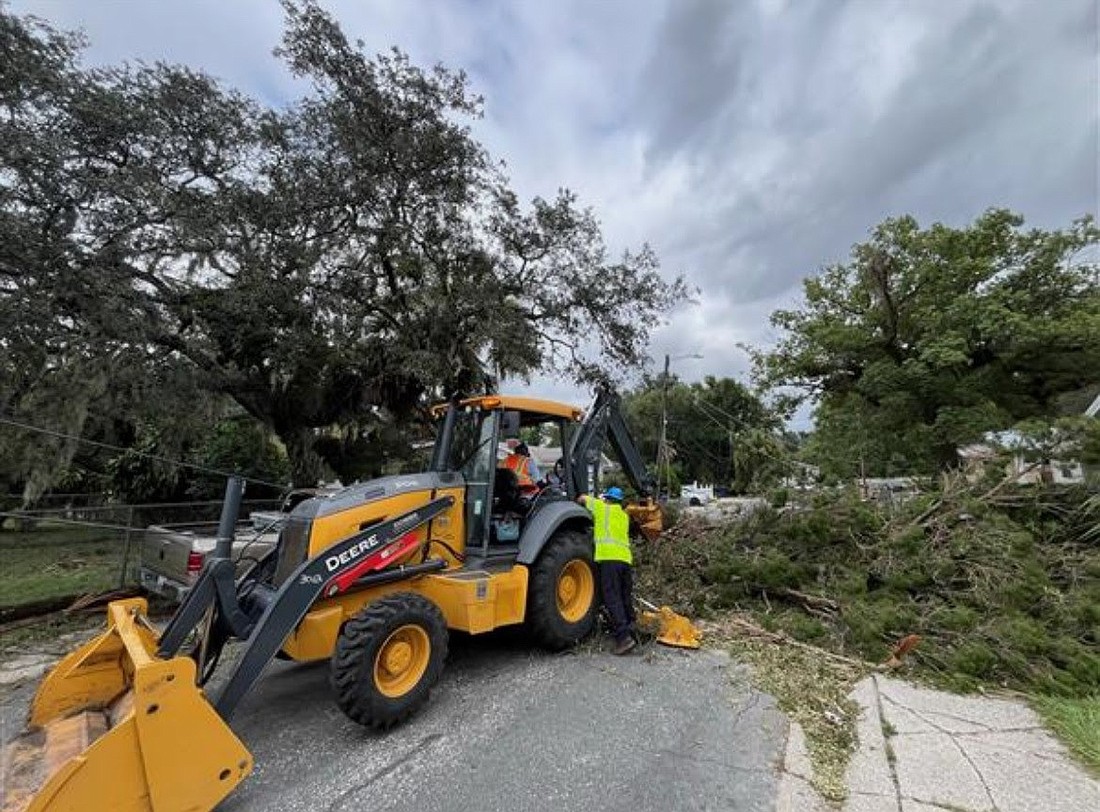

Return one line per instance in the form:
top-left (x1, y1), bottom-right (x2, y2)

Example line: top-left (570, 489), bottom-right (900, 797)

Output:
top-left (219, 634), bottom-right (786, 812)
top-left (2, 633), bottom-right (787, 812)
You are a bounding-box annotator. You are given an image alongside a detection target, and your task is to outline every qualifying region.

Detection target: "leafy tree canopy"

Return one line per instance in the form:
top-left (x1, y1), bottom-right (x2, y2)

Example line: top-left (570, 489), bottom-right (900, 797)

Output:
top-left (0, 1), bottom-right (687, 490)
top-left (755, 210), bottom-right (1100, 476)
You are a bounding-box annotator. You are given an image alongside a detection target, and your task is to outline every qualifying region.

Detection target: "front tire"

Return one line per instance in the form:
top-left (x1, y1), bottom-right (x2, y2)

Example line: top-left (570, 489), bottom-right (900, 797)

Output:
top-left (331, 592), bottom-right (448, 729)
top-left (526, 528), bottom-right (598, 649)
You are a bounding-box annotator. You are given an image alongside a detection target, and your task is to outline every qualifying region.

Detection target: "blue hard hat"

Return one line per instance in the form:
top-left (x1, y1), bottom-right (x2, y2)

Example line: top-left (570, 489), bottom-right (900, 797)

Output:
top-left (603, 486), bottom-right (624, 502)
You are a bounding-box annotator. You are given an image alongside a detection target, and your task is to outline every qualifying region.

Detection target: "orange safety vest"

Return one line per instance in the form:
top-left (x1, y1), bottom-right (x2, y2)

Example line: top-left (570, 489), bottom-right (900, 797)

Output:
top-left (501, 453), bottom-right (535, 487)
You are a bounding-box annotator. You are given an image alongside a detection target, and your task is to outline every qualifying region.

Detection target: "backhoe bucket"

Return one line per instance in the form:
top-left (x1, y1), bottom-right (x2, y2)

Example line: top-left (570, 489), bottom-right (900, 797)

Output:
top-left (636, 600), bottom-right (702, 650)
top-left (2, 599), bottom-right (251, 812)
top-left (626, 500), bottom-right (663, 542)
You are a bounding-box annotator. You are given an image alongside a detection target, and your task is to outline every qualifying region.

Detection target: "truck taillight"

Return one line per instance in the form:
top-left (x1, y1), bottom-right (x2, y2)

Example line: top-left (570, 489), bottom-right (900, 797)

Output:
top-left (186, 551), bottom-right (205, 581)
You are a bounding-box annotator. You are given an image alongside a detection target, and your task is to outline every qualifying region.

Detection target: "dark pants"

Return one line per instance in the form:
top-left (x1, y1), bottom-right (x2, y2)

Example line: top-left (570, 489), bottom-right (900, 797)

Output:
top-left (599, 561), bottom-right (635, 644)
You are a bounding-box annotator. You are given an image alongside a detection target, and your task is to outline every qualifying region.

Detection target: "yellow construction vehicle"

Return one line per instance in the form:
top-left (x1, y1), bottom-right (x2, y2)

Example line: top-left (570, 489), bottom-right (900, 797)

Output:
top-left (2, 389), bottom-right (679, 812)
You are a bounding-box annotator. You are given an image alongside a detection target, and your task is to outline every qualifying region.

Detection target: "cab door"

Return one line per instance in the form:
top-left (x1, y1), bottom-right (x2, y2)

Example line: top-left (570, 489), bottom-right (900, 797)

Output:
top-left (441, 407), bottom-right (501, 556)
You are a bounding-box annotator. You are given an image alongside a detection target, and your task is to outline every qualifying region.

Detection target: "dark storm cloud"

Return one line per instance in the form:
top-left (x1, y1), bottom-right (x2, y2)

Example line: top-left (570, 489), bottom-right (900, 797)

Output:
top-left (636, 0), bottom-right (745, 159)
top-left (636, 0), bottom-right (1097, 315)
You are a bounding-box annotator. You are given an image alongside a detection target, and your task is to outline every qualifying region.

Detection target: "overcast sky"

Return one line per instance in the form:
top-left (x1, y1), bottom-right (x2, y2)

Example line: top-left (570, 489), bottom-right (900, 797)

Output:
top-left (12, 0), bottom-right (1099, 411)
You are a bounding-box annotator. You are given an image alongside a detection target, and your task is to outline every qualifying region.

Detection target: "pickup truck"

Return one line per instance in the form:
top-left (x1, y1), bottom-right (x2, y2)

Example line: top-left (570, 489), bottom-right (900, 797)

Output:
top-left (680, 481), bottom-right (715, 507)
top-left (139, 489), bottom-right (340, 601)
top-left (138, 509), bottom-right (285, 602)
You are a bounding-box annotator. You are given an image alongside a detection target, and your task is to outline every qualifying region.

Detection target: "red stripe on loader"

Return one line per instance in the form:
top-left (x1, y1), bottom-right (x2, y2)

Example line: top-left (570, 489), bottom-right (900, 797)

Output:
top-left (328, 532), bottom-right (421, 595)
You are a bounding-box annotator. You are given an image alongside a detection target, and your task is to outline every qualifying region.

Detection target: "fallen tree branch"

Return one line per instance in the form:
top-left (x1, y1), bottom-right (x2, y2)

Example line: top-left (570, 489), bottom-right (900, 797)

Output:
top-left (897, 461), bottom-right (1044, 533)
top-left (775, 587), bottom-right (840, 616)
top-left (701, 615), bottom-right (874, 670)
top-left (65, 588), bottom-right (141, 614)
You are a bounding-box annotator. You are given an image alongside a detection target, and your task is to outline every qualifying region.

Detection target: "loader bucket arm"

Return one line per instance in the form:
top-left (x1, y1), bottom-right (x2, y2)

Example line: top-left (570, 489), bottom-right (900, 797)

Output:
top-left (213, 495), bottom-right (454, 718)
top-left (2, 496), bottom-right (455, 812)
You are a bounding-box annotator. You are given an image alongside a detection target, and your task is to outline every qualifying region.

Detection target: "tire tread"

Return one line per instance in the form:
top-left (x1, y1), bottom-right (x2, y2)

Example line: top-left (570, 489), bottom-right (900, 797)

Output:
top-left (526, 528), bottom-right (597, 650)
top-left (331, 592), bottom-right (447, 730)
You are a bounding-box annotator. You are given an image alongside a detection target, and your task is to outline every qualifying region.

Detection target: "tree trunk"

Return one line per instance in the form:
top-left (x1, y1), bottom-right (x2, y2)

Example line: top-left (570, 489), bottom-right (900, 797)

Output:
top-left (279, 426), bottom-right (328, 488)
top-left (935, 442), bottom-right (960, 471)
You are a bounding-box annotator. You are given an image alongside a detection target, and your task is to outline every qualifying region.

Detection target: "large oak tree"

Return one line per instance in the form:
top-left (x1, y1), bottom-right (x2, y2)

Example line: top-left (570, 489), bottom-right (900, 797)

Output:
top-left (1, 2), bottom-right (687, 488)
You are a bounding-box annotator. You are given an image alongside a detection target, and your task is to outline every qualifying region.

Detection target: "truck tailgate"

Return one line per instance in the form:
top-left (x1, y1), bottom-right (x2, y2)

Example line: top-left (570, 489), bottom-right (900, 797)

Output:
top-left (140, 525), bottom-right (216, 583)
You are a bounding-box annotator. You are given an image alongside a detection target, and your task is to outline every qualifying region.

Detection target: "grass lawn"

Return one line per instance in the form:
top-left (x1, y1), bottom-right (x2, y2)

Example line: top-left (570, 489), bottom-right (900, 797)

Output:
top-left (0, 526), bottom-right (126, 609)
top-left (1032, 694), bottom-right (1100, 775)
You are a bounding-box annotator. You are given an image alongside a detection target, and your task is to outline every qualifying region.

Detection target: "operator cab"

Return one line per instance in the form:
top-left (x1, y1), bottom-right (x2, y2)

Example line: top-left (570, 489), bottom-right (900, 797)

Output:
top-left (429, 396), bottom-right (585, 564)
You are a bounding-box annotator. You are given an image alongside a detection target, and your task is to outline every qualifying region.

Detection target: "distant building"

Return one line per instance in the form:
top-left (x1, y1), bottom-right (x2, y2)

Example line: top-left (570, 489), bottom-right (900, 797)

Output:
top-left (856, 477), bottom-right (920, 502)
top-left (781, 461), bottom-right (820, 490)
top-left (496, 442), bottom-right (617, 473)
top-left (959, 430), bottom-right (1086, 486)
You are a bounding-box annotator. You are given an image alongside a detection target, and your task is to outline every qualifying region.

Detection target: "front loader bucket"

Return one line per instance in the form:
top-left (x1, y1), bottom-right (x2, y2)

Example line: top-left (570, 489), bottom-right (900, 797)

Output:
top-left (2, 599), bottom-right (252, 812)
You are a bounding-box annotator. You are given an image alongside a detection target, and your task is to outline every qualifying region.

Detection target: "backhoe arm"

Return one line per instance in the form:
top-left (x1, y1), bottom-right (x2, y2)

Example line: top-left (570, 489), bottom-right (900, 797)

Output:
top-left (568, 388), bottom-right (656, 499)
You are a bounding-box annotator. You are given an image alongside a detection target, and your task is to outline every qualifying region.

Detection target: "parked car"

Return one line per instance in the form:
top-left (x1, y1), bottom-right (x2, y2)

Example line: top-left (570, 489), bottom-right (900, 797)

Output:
top-left (139, 515), bottom-right (283, 602)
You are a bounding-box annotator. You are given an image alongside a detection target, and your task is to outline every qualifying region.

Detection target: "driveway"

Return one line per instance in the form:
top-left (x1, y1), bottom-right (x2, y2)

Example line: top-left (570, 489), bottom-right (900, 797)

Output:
top-left (2, 632), bottom-right (787, 811)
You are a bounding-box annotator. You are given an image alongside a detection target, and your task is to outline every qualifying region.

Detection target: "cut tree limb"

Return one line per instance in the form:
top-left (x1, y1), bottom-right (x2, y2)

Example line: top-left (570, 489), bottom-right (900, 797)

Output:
top-left (775, 587), bottom-right (840, 616)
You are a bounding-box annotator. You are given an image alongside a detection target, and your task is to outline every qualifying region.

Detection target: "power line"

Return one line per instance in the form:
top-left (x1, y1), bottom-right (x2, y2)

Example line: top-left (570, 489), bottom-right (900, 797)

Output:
top-left (690, 396), bottom-right (748, 432)
top-left (0, 508), bottom-right (284, 540)
top-left (0, 510), bottom-right (140, 534)
top-left (10, 498), bottom-right (279, 516)
top-left (0, 414), bottom-right (287, 491)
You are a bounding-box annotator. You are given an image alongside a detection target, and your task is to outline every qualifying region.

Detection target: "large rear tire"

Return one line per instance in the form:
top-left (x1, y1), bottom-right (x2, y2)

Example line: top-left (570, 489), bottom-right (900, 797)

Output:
top-left (526, 528), bottom-right (598, 650)
top-left (331, 592), bottom-right (447, 729)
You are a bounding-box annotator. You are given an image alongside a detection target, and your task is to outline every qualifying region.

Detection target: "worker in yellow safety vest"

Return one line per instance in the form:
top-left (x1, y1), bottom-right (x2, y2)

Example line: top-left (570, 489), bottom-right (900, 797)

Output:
top-left (500, 442), bottom-right (540, 494)
top-left (578, 486), bottom-right (636, 655)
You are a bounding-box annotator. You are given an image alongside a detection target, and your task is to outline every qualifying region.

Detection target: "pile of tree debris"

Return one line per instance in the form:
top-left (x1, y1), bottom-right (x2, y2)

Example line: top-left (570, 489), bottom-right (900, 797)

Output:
top-left (637, 480), bottom-right (1099, 696)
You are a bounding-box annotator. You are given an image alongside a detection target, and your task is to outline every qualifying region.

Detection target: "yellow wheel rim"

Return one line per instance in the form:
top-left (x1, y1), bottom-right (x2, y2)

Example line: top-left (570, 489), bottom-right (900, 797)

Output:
top-left (373, 624), bottom-right (431, 698)
top-left (557, 559), bottom-right (595, 623)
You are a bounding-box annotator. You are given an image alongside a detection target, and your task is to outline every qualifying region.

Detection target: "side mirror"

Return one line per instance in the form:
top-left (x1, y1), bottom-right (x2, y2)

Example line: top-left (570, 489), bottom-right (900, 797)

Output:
top-left (501, 410), bottom-right (521, 438)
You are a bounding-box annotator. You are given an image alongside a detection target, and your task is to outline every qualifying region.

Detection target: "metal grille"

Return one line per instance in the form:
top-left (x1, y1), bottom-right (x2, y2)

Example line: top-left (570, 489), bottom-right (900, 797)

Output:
top-left (273, 515), bottom-right (312, 586)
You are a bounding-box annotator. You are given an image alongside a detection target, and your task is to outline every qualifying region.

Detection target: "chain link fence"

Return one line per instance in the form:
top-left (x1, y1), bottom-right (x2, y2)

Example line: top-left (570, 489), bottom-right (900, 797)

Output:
top-left (0, 498), bottom-right (281, 618)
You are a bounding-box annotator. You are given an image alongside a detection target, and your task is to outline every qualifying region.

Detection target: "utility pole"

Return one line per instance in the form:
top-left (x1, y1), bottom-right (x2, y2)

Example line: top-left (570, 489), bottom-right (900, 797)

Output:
top-left (654, 352), bottom-right (702, 503)
top-left (657, 353), bottom-right (670, 503)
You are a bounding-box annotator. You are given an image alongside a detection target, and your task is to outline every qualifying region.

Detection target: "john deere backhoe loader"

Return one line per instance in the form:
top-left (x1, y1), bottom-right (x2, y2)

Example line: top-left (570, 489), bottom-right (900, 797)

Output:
top-left (2, 389), bottom-right (667, 812)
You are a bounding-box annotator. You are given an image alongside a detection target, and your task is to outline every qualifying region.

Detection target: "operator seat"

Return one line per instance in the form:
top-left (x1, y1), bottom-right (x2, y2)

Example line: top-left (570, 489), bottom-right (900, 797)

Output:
top-left (493, 467), bottom-right (524, 515)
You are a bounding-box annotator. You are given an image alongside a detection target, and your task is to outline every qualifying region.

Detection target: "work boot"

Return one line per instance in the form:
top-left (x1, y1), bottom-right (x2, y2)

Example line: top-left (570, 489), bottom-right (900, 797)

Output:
top-left (613, 637), bottom-right (637, 655)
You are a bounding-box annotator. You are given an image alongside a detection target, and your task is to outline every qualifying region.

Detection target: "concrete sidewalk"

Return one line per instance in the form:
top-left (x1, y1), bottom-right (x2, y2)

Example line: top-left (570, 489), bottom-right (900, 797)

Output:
top-left (779, 674), bottom-right (1098, 812)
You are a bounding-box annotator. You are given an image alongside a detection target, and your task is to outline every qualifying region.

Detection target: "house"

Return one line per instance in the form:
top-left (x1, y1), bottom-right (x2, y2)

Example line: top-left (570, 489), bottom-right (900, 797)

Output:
top-left (856, 477), bottom-right (921, 502)
top-left (781, 461), bottom-right (820, 490)
top-left (959, 432), bottom-right (1086, 486)
top-left (496, 441), bottom-right (617, 475)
